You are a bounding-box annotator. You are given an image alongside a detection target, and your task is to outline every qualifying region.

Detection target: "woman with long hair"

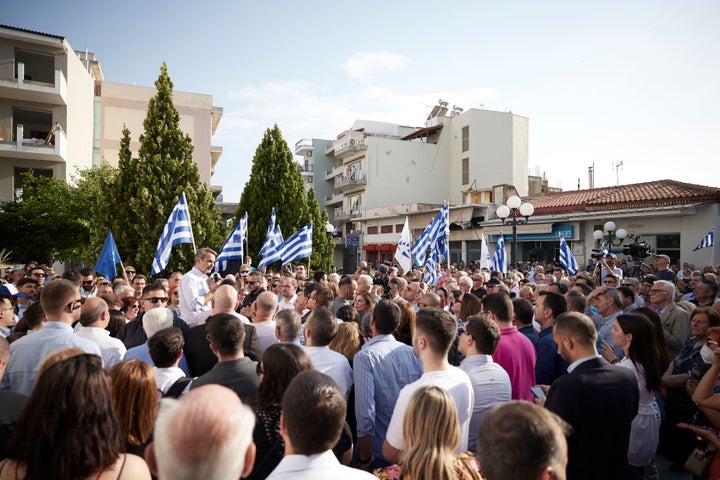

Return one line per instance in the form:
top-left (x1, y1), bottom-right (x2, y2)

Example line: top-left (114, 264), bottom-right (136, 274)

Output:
top-left (247, 343), bottom-right (314, 480)
top-left (355, 292), bottom-right (376, 337)
top-left (329, 321), bottom-right (364, 364)
top-left (609, 313), bottom-right (662, 478)
top-left (108, 359), bottom-right (158, 458)
top-left (374, 386), bottom-right (482, 480)
top-left (0, 354), bottom-right (150, 479)
top-left (393, 298), bottom-right (416, 346)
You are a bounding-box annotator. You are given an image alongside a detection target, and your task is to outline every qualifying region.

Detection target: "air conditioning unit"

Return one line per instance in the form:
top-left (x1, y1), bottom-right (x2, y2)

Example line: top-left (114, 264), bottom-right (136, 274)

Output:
top-left (349, 138), bottom-right (356, 146)
top-left (306, 151), bottom-right (312, 158)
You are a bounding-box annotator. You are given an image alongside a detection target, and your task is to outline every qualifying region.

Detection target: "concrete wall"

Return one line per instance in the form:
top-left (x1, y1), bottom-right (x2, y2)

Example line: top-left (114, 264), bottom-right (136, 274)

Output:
top-left (99, 81), bottom-right (214, 184)
top-left (62, 39), bottom-right (94, 179)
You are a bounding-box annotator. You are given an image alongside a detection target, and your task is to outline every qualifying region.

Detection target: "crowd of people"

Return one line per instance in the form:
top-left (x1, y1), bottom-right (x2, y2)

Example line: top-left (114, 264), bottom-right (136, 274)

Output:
top-left (0, 249), bottom-right (718, 479)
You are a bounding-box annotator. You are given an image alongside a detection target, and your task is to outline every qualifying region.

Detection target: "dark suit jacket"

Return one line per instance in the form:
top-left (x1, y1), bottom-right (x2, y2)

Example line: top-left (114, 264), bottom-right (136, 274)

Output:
top-left (0, 391), bottom-right (28, 459)
top-left (189, 357), bottom-right (260, 403)
top-left (183, 322), bottom-right (261, 377)
top-left (117, 310), bottom-right (189, 349)
top-left (545, 356), bottom-right (639, 480)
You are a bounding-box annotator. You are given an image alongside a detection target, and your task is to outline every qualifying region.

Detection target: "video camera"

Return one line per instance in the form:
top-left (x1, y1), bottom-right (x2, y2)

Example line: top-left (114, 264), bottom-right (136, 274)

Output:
top-left (623, 239), bottom-right (650, 260)
top-left (590, 249), bottom-right (608, 260)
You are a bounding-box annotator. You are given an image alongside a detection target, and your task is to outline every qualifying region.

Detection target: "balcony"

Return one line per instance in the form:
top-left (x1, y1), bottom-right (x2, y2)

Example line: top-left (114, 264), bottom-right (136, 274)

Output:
top-left (334, 208), bottom-right (351, 221)
top-left (325, 192), bottom-right (343, 206)
top-left (295, 138), bottom-right (313, 157)
top-left (210, 145), bottom-right (223, 173)
top-left (0, 62), bottom-right (67, 105)
top-left (328, 133), bottom-right (366, 160)
top-left (0, 124), bottom-right (66, 163)
top-left (335, 172), bottom-right (367, 194)
top-left (325, 164), bottom-right (344, 180)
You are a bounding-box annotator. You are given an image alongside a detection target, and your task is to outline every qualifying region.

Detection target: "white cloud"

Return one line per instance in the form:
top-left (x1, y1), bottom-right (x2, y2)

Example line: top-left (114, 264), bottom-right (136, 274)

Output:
top-left (342, 52), bottom-right (410, 83)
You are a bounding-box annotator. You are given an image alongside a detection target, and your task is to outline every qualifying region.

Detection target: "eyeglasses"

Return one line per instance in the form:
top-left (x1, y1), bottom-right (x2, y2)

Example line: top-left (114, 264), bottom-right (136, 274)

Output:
top-left (68, 298), bottom-right (82, 310)
top-left (31, 273), bottom-right (46, 278)
top-left (256, 363), bottom-right (264, 376)
top-left (143, 297), bottom-right (168, 303)
top-left (82, 280), bottom-right (94, 285)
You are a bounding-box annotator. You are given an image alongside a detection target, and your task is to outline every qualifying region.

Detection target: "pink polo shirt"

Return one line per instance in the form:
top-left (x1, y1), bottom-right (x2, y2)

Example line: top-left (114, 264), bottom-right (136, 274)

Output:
top-left (492, 326), bottom-right (537, 401)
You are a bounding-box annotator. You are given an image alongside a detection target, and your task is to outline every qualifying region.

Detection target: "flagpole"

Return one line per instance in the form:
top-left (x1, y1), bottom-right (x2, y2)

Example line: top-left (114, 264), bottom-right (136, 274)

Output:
top-left (182, 192), bottom-right (197, 254)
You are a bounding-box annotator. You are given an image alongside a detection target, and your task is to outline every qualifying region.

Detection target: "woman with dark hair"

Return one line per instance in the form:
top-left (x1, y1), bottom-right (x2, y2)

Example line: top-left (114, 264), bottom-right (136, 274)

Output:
top-left (632, 306), bottom-right (670, 373)
top-left (336, 304), bottom-right (360, 325)
top-left (393, 298), bottom-right (416, 346)
top-left (108, 359), bottom-right (158, 458)
top-left (607, 313), bottom-right (662, 479)
top-left (247, 343), bottom-right (314, 480)
top-left (120, 296), bottom-right (140, 323)
top-left (106, 310), bottom-right (127, 338)
top-left (0, 354), bottom-right (150, 479)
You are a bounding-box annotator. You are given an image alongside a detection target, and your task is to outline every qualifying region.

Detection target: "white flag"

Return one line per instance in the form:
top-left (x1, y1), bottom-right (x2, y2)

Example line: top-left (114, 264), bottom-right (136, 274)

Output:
top-left (480, 233), bottom-right (492, 270)
top-left (395, 216), bottom-right (412, 273)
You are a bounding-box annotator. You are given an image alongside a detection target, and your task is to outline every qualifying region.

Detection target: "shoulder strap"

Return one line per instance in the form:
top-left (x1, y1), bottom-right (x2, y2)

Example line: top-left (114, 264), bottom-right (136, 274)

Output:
top-left (115, 453), bottom-right (127, 479)
top-left (164, 377), bottom-right (193, 398)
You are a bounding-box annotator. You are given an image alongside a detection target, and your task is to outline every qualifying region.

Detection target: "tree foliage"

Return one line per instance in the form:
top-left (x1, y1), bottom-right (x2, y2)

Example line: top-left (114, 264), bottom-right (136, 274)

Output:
top-left (235, 124), bottom-right (309, 267)
top-left (108, 62), bottom-right (223, 276)
top-left (306, 187), bottom-right (333, 272)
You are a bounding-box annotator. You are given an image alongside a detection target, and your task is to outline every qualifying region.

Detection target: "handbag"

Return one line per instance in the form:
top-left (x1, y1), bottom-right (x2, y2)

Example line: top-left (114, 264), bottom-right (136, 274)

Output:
top-left (685, 444), bottom-right (717, 478)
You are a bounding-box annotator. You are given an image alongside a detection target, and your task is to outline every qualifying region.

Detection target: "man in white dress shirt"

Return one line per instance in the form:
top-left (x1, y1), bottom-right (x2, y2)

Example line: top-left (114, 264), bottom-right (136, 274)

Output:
top-left (178, 248), bottom-right (216, 325)
top-left (266, 371), bottom-right (375, 480)
top-left (304, 306), bottom-right (353, 399)
top-left (75, 297), bottom-right (126, 369)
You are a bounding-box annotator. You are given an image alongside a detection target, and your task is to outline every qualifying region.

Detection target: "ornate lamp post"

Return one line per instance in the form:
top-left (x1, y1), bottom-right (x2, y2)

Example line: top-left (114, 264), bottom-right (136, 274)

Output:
top-left (592, 221), bottom-right (627, 250)
top-left (496, 195), bottom-right (534, 267)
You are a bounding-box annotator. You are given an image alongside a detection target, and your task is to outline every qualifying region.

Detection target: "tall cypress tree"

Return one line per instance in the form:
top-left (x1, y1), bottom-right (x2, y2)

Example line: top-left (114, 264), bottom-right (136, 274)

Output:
top-left (109, 62), bottom-right (223, 276)
top-left (305, 187), bottom-right (333, 271)
top-left (236, 124), bottom-right (308, 268)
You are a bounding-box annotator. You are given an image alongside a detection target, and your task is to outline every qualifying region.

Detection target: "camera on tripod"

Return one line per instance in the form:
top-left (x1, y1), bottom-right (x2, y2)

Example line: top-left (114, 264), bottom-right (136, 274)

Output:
top-left (590, 249), bottom-right (609, 260)
top-left (623, 239), bottom-right (650, 260)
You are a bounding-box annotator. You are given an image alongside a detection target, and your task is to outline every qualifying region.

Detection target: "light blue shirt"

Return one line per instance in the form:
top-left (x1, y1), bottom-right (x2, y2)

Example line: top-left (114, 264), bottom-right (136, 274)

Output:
top-left (352, 334), bottom-right (422, 460)
top-left (597, 311), bottom-right (624, 359)
top-left (124, 342), bottom-right (190, 376)
top-left (0, 322), bottom-right (102, 395)
top-left (459, 354), bottom-right (512, 452)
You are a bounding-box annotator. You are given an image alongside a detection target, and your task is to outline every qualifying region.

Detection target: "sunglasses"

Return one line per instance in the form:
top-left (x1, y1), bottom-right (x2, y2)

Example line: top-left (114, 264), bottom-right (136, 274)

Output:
top-left (68, 298), bottom-right (82, 310)
top-left (143, 297), bottom-right (168, 303)
top-left (125, 270), bottom-right (136, 274)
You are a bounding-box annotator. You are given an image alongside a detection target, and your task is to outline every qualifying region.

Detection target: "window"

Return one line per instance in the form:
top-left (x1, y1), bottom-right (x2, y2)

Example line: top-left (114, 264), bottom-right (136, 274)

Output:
top-left (396, 224), bottom-right (404, 232)
top-left (367, 226), bottom-right (378, 234)
top-left (461, 126), bottom-right (469, 152)
top-left (462, 158), bottom-right (469, 186)
top-left (381, 225), bottom-right (393, 234)
top-left (14, 167), bottom-right (52, 201)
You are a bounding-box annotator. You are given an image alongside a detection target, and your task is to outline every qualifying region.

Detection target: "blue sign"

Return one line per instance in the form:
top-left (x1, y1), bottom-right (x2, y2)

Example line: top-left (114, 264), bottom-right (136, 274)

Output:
top-left (345, 234), bottom-right (361, 248)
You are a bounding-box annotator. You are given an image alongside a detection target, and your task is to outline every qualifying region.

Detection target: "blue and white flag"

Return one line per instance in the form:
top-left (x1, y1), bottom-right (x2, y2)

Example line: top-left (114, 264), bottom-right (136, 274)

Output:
top-left (558, 235), bottom-right (579, 275)
top-left (694, 228), bottom-right (715, 251)
top-left (423, 248), bottom-right (440, 285)
top-left (480, 233), bottom-right (492, 271)
top-left (257, 224), bottom-right (285, 270)
top-left (411, 203), bottom-right (449, 266)
top-left (395, 216), bottom-right (412, 273)
top-left (151, 192), bottom-right (195, 275)
top-left (215, 212), bottom-right (247, 273)
top-left (492, 233), bottom-right (507, 274)
top-left (258, 209), bottom-right (278, 257)
top-left (279, 224), bottom-right (313, 266)
top-left (94, 231), bottom-right (122, 281)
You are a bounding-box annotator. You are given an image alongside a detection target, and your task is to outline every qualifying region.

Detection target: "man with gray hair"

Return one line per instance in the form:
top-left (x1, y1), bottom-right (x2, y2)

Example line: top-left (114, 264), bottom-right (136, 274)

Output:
top-left (179, 247), bottom-right (217, 325)
top-left (589, 287), bottom-right (624, 359)
top-left (650, 279), bottom-right (690, 359)
top-left (125, 307), bottom-right (190, 374)
top-left (251, 291), bottom-right (280, 353)
top-left (75, 297), bottom-right (126, 368)
top-left (275, 309), bottom-right (303, 346)
top-left (147, 384), bottom-right (257, 480)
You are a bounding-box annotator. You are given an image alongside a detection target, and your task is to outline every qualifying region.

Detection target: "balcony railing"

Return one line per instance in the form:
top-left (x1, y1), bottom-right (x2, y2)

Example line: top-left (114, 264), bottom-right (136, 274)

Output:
top-left (0, 62), bottom-right (67, 105)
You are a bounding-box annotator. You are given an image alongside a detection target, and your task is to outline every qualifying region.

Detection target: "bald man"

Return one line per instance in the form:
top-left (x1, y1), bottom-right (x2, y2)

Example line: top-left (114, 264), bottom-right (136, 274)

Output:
top-left (75, 297), bottom-right (127, 369)
top-left (192, 284), bottom-right (250, 327)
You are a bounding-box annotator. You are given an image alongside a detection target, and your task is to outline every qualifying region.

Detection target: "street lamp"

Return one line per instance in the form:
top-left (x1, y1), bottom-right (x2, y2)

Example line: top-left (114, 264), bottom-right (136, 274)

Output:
top-left (496, 195), bottom-right (535, 267)
top-left (592, 221), bottom-right (627, 249)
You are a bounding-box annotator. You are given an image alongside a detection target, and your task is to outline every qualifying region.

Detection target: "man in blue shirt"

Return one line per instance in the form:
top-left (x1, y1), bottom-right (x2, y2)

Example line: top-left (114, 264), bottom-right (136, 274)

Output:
top-left (535, 291), bottom-right (569, 385)
top-left (353, 300), bottom-right (422, 471)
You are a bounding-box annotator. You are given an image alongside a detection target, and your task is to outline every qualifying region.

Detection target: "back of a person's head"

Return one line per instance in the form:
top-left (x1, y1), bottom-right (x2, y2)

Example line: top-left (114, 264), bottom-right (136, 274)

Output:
top-left (281, 370), bottom-right (346, 455)
top-left (142, 307), bottom-right (174, 338)
top-left (481, 292), bottom-right (513, 322)
top-left (477, 401), bottom-right (569, 480)
top-left (148, 327), bottom-right (185, 368)
top-left (275, 309), bottom-right (301, 341)
top-left (256, 343), bottom-right (313, 409)
top-left (336, 305), bottom-right (360, 324)
top-left (465, 314), bottom-right (501, 355)
top-left (565, 290), bottom-right (586, 313)
top-left (206, 313), bottom-right (245, 357)
top-left (373, 299), bottom-right (401, 334)
top-left (458, 293), bottom-right (482, 321)
top-left (538, 291), bottom-right (568, 318)
top-left (415, 308), bottom-right (456, 356)
top-left (255, 291), bottom-right (278, 314)
top-left (512, 298), bottom-right (534, 326)
top-left (40, 279), bottom-right (78, 316)
top-left (213, 284), bottom-right (238, 310)
top-left (61, 269), bottom-right (82, 285)
top-left (108, 359), bottom-right (157, 447)
top-left (307, 306), bottom-right (338, 346)
top-left (553, 312), bottom-right (597, 347)
top-left (153, 384), bottom-right (255, 479)
top-left (9, 354), bottom-right (122, 480)
top-left (313, 285), bottom-right (334, 308)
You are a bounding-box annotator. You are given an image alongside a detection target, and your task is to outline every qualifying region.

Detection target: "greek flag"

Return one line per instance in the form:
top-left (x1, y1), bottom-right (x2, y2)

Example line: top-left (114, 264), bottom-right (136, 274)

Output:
top-left (395, 216), bottom-right (412, 273)
top-left (258, 225), bottom-right (285, 270)
top-left (423, 248), bottom-right (440, 285)
top-left (558, 235), bottom-right (579, 275)
top-left (258, 208), bottom-right (278, 257)
top-left (411, 203), bottom-right (449, 266)
top-left (94, 231), bottom-right (122, 281)
top-left (151, 192), bottom-right (195, 275)
top-left (279, 224), bottom-right (313, 265)
top-left (214, 212), bottom-right (247, 273)
top-left (492, 233), bottom-right (507, 274)
top-left (694, 229), bottom-right (715, 251)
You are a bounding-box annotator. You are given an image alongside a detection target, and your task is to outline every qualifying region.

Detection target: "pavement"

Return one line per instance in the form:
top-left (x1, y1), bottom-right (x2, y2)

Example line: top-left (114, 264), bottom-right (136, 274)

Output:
top-left (657, 454), bottom-right (693, 479)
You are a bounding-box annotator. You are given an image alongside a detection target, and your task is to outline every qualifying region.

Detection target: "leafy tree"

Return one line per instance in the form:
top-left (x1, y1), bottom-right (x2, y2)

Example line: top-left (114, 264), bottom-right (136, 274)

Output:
top-left (109, 62), bottom-right (223, 276)
top-left (305, 187), bottom-right (333, 272)
top-left (235, 124), bottom-right (308, 268)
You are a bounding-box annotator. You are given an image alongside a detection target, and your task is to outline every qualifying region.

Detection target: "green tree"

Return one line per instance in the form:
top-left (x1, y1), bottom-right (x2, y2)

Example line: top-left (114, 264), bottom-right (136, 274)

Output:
top-left (109, 62), bottom-right (223, 276)
top-left (236, 124), bottom-right (309, 269)
top-left (305, 187), bottom-right (333, 271)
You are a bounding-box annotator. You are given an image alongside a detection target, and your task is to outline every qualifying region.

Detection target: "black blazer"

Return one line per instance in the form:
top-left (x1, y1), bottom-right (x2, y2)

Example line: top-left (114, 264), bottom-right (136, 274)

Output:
top-left (545, 356), bottom-right (639, 480)
top-left (189, 357), bottom-right (260, 403)
top-left (183, 322), bottom-right (261, 377)
top-left (117, 310), bottom-right (189, 350)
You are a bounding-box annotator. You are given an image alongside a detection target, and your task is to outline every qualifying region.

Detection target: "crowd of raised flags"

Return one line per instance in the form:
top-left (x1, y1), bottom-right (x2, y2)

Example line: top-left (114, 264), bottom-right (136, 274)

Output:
top-left (94, 194), bottom-right (717, 281)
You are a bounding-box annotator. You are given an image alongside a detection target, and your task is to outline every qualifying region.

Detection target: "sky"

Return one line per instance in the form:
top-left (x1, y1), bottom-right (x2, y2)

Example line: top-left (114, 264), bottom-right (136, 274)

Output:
top-left (5, 1), bottom-right (720, 202)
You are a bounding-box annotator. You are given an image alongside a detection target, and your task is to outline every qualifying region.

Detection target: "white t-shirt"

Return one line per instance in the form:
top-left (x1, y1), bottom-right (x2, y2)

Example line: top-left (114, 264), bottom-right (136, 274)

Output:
top-left (385, 367), bottom-right (474, 452)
